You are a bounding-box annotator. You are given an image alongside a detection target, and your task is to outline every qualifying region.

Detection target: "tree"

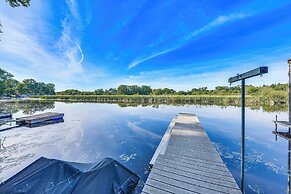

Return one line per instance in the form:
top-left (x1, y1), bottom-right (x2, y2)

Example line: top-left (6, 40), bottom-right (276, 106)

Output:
top-left (94, 89), bottom-right (104, 95)
top-left (22, 79), bottom-right (36, 94)
top-left (45, 83), bottom-right (55, 95)
top-left (57, 89), bottom-right (81, 95)
top-left (107, 88), bottom-right (118, 95)
top-left (0, 68), bottom-right (14, 96)
top-left (16, 82), bottom-right (29, 94)
top-left (0, 68), bottom-right (13, 81)
top-left (161, 88), bottom-right (176, 95)
top-left (117, 85), bottom-right (130, 95)
top-left (6, 0), bottom-right (30, 7)
top-left (152, 88), bottom-right (162, 95)
top-left (0, 68), bottom-right (55, 96)
top-left (140, 85), bottom-right (152, 95)
top-left (3, 79), bottom-right (19, 96)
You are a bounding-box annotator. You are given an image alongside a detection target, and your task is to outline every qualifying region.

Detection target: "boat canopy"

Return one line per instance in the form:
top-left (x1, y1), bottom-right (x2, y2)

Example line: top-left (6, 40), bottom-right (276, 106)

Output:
top-left (0, 157), bottom-right (140, 194)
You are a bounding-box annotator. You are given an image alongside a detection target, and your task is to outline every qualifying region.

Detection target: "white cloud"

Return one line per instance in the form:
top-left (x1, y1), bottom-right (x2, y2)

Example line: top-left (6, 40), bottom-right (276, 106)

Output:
top-left (57, 0), bottom-right (85, 74)
top-left (0, 1), bottom-right (92, 90)
top-left (187, 13), bottom-right (249, 39)
top-left (127, 12), bottom-right (251, 69)
top-left (121, 55), bottom-right (288, 90)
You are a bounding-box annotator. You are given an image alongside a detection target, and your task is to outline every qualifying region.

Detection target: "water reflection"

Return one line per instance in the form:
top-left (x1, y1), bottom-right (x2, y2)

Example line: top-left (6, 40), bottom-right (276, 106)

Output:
top-left (0, 101), bottom-right (55, 115)
top-left (0, 101), bottom-right (289, 193)
top-left (273, 120), bottom-right (291, 194)
top-left (49, 99), bottom-right (287, 112)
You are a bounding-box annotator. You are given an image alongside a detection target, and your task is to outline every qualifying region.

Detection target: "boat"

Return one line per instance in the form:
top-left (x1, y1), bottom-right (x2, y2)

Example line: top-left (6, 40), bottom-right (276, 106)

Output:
top-left (0, 157), bottom-right (140, 194)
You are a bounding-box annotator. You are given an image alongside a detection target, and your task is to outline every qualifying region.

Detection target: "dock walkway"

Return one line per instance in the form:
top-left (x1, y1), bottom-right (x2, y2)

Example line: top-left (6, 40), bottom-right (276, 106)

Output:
top-left (142, 113), bottom-right (241, 194)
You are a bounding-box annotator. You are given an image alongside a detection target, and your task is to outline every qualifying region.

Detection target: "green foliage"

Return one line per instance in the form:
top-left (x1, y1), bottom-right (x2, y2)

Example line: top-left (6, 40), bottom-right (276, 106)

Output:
top-left (55, 83), bottom-right (288, 103)
top-left (36, 82), bottom-right (288, 108)
top-left (58, 85), bottom-right (152, 96)
top-left (6, 0), bottom-right (30, 7)
top-left (116, 85), bottom-right (152, 95)
top-left (0, 68), bottom-right (55, 96)
top-left (0, 68), bottom-right (14, 96)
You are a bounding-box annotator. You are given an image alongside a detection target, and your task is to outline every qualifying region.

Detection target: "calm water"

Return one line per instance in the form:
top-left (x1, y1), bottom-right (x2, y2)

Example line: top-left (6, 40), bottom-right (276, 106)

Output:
top-left (0, 101), bottom-right (289, 193)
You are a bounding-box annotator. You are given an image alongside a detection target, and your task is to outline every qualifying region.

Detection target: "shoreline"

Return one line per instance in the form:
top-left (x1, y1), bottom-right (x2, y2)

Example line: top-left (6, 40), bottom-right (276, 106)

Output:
top-left (34, 94), bottom-right (286, 106)
top-left (0, 95), bottom-right (287, 112)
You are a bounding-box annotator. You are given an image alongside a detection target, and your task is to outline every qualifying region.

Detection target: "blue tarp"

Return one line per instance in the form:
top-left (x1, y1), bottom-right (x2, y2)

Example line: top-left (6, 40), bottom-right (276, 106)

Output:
top-left (0, 157), bottom-right (140, 194)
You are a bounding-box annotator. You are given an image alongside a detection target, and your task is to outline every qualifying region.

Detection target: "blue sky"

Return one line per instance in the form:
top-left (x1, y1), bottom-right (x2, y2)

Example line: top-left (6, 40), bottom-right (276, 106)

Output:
top-left (0, 0), bottom-right (291, 91)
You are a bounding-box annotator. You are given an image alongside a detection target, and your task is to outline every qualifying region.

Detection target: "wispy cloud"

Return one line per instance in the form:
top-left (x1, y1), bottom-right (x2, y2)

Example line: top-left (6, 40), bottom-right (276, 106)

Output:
top-left (187, 12), bottom-right (250, 39)
top-left (123, 53), bottom-right (288, 90)
top-left (0, 1), bottom-right (88, 89)
top-left (57, 0), bottom-right (84, 74)
top-left (128, 12), bottom-right (250, 69)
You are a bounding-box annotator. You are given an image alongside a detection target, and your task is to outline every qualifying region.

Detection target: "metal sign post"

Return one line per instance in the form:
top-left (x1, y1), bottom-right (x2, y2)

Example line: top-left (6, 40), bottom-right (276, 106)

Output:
top-left (288, 59), bottom-right (291, 194)
top-left (288, 59), bottom-right (291, 127)
top-left (228, 66), bottom-right (268, 193)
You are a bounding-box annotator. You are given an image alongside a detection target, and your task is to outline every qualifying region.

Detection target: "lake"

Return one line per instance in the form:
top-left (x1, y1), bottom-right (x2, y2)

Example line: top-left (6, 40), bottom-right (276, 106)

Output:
top-left (0, 101), bottom-right (289, 193)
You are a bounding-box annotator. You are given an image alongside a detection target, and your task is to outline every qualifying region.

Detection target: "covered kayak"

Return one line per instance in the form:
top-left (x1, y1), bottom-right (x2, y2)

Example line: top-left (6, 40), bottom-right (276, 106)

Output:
top-left (0, 157), bottom-right (140, 194)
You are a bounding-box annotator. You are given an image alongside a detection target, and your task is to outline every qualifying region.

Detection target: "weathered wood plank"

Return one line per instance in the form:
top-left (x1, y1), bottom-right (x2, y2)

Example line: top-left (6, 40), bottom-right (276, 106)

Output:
top-left (155, 158), bottom-right (233, 178)
top-left (142, 113), bottom-right (241, 193)
top-left (153, 163), bottom-right (238, 188)
top-left (150, 168), bottom-right (240, 192)
top-left (145, 178), bottom-right (197, 194)
top-left (159, 152), bottom-right (226, 167)
top-left (157, 156), bottom-right (230, 173)
top-left (142, 184), bottom-right (174, 194)
top-left (148, 173), bottom-right (229, 194)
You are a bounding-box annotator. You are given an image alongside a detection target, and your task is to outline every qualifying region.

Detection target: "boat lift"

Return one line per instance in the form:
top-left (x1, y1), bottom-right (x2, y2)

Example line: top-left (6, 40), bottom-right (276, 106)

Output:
top-left (228, 66), bottom-right (268, 193)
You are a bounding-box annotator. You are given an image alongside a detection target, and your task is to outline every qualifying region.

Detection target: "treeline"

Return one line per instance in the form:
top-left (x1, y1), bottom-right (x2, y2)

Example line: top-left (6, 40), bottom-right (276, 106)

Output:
top-left (1, 66), bottom-right (287, 99)
top-left (56, 84), bottom-right (287, 97)
top-left (0, 68), bottom-right (55, 96)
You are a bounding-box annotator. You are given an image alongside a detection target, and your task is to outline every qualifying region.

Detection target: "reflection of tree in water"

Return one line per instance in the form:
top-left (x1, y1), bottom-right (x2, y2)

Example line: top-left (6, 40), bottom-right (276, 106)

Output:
top-left (116, 102), bottom-right (286, 112)
top-left (1, 100), bottom-right (285, 113)
top-left (55, 100), bottom-right (286, 112)
top-left (0, 101), bottom-right (55, 115)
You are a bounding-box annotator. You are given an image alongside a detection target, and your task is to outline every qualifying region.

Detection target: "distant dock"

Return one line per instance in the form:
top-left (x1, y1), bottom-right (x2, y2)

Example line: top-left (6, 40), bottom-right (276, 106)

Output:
top-left (0, 112), bottom-right (64, 132)
top-left (16, 112), bottom-right (64, 126)
top-left (0, 113), bottom-right (12, 119)
top-left (142, 113), bottom-right (241, 194)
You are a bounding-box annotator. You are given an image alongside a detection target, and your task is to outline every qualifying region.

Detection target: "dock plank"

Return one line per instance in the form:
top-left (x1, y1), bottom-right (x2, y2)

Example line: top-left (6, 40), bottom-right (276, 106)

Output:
top-left (142, 113), bottom-right (241, 194)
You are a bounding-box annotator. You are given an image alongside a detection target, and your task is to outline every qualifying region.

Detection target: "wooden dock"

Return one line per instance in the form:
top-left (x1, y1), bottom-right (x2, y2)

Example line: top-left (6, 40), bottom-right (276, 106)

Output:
top-left (142, 113), bottom-right (241, 194)
top-left (16, 112), bottom-right (64, 125)
top-left (0, 113), bottom-right (12, 119)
